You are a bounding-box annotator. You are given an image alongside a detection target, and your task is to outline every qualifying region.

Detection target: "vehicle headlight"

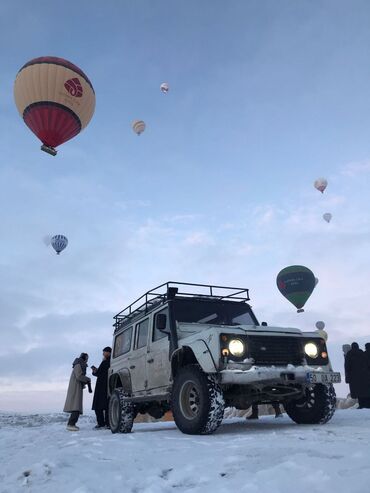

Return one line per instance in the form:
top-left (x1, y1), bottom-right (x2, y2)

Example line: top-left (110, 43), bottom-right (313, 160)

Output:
top-left (304, 342), bottom-right (319, 358)
top-left (228, 339), bottom-right (245, 357)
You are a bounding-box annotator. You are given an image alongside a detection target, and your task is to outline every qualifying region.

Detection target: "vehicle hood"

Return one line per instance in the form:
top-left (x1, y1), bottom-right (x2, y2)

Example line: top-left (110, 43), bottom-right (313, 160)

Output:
top-left (177, 323), bottom-right (302, 338)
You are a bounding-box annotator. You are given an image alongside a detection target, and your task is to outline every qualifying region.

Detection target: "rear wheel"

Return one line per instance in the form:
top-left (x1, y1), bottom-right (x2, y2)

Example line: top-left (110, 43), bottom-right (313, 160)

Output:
top-left (109, 389), bottom-right (134, 433)
top-left (284, 384), bottom-right (336, 424)
top-left (171, 365), bottom-right (225, 435)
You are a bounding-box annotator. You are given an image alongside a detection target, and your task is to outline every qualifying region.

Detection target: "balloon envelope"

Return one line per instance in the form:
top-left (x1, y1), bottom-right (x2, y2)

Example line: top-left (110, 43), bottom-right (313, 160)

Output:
top-left (316, 321), bottom-right (325, 330)
top-left (132, 120), bottom-right (146, 135)
top-left (14, 57), bottom-right (95, 154)
top-left (314, 178), bottom-right (328, 193)
top-left (51, 235), bottom-right (68, 255)
top-left (323, 213), bottom-right (332, 223)
top-left (276, 265), bottom-right (316, 312)
top-left (160, 82), bottom-right (169, 93)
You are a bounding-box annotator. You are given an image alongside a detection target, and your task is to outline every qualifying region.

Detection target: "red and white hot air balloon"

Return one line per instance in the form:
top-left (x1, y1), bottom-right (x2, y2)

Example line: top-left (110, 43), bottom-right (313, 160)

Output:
top-left (314, 178), bottom-right (328, 194)
top-left (14, 56), bottom-right (96, 156)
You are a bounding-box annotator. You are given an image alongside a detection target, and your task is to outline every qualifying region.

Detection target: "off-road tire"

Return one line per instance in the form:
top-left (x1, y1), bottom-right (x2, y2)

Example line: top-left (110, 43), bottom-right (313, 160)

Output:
top-left (284, 384), bottom-right (336, 424)
top-left (109, 388), bottom-right (134, 434)
top-left (171, 365), bottom-right (225, 435)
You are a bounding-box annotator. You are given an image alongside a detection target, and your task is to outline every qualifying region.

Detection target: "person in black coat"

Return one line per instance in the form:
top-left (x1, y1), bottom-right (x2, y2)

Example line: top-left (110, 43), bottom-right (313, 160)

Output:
top-left (91, 347), bottom-right (111, 428)
top-left (364, 343), bottom-right (370, 408)
top-left (344, 342), bottom-right (370, 408)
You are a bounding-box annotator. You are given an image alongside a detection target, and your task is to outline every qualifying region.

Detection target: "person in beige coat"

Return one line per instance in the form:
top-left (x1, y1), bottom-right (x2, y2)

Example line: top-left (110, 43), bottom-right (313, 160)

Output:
top-left (64, 353), bottom-right (91, 431)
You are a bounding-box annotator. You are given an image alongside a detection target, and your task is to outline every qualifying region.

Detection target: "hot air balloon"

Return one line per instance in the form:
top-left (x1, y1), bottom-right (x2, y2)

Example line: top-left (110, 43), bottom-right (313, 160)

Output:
top-left (323, 213), bottom-right (332, 223)
top-left (51, 235), bottom-right (68, 255)
top-left (276, 265), bottom-right (316, 313)
top-left (160, 82), bottom-right (169, 94)
top-left (14, 57), bottom-right (95, 156)
top-left (315, 321), bottom-right (328, 341)
top-left (132, 120), bottom-right (146, 135)
top-left (314, 178), bottom-right (328, 193)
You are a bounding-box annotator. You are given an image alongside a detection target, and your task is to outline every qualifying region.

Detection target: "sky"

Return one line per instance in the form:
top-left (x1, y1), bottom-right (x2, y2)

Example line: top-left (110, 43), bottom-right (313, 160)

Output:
top-left (1, 0), bottom-right (370, 411)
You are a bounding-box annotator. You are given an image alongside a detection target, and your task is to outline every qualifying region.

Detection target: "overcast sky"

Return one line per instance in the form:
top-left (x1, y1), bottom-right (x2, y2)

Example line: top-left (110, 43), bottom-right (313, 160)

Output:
top-left (1, 0), bottom-right (370, 411)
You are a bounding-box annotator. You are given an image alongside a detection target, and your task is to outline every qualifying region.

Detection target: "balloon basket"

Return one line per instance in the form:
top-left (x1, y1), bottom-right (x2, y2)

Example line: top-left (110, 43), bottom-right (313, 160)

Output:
top-left (41, 144), bottom-right (57, 156)
top-left (297, 309), bottom-right (304, 313)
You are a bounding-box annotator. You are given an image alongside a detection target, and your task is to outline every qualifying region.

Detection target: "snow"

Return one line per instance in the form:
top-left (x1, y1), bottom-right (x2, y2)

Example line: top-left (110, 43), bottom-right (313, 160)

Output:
top-left (1, 410), bottom-right (370, 493)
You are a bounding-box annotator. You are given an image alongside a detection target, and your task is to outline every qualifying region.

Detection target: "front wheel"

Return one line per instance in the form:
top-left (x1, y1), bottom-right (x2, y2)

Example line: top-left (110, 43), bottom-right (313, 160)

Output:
top-left (171, 365), bottom-right (225, 435)
top-left (284, 384), bottom-right (336, 424)
top-left (109, 388), bottom-right (134, 434)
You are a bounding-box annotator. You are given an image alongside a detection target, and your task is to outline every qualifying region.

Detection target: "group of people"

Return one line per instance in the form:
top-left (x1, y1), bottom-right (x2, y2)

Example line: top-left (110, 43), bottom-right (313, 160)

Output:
top-left (63, 347), bottom-right (111, 431)
top-left (344, 342), bottom-right (370, 408)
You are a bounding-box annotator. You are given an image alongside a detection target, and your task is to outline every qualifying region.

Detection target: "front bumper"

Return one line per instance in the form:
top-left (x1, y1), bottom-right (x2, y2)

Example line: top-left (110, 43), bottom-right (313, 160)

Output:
top-left (220, 366), bottom-right (341, 385)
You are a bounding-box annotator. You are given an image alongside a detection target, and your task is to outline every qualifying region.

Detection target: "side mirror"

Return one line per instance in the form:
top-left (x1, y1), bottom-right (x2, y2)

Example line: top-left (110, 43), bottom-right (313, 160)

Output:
top-left (156, 313), bottom-right (168, 332)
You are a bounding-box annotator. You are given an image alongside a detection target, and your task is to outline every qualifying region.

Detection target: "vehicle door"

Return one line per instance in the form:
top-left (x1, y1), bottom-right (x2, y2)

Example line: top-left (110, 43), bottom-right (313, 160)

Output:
top-left (128, 318), bottom-right (150, 393)
top-left (146, 307), bottom-right (172, 390)
top-left (111, 326), bottom-right (134, 394)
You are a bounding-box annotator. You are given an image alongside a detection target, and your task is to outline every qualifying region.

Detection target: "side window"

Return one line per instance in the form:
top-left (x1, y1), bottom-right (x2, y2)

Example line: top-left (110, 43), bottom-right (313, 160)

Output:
top-left (113, 327), bottom-right (133, 358)
top-left (153, 308), bottom-right (169, 342)
top-left (135, 319), bottom-right (149, 349)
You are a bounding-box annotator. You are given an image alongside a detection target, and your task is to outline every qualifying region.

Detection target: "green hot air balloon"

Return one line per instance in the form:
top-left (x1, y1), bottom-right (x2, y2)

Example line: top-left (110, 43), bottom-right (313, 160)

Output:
top-left (276, 265), bottom-right (316, 313)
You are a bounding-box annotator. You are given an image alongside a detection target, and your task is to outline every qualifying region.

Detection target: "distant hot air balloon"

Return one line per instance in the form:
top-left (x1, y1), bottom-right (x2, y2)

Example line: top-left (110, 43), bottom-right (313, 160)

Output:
top-left (276, 265), bottom-right (316, 313)
top-left (43, 235), bottom-right (52, 247)
top-left (315, 321), bottom-right (328, 341)
top-left (314, 178), bottom-right (328, 193)
top-left (323, 213), bottom-right (332, 223)
top-left (132, 120), bottom-right (146, 135)
top-left (160, 82), bottom-right (169, 94)
top-left (51, 235), bottom-right (68, 255)
top-left (14, 57), bottom-right (95, 156)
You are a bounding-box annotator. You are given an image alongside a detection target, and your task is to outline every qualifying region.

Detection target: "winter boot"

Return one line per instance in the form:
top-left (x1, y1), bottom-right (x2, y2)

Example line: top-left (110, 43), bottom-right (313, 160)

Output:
top-left (66, 425), bottom-right (79, 431)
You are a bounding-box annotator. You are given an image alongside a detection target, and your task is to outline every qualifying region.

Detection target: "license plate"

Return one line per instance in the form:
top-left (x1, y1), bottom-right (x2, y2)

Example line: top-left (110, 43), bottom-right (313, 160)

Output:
top-left (306, 372), bottom-right (341, 384)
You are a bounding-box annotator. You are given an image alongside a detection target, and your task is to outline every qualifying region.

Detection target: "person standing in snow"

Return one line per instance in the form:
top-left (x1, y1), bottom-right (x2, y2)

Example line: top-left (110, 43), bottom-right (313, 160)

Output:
top-left (247, 402), bottom-right (282, 420)
top-left (64, 353), bottom-right (92, 431)
top-left (91, 346), bottom-right (111, 429)
top-left (363, 343), bottom-right (370, 408)
top-left (344, 342), bottom-right (370, 409)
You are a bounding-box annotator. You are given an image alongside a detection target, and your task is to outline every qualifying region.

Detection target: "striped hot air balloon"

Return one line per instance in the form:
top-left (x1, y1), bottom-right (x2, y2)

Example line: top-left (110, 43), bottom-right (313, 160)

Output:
top-left (51, 235), bottom-right (68, 255)
top-left (132, 120), bottom-right (146, 135)
top-left (14, 56), bottom-right (95, 156)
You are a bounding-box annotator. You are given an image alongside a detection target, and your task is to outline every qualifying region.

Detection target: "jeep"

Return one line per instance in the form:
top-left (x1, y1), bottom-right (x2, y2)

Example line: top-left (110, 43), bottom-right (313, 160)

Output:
top-left (108, 282), bottom-right (341, 435)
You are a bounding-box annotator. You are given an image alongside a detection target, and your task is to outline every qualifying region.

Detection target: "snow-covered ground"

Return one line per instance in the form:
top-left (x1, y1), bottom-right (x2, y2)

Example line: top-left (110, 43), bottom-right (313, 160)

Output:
top-left (1, 409), bottom-right (370, 493)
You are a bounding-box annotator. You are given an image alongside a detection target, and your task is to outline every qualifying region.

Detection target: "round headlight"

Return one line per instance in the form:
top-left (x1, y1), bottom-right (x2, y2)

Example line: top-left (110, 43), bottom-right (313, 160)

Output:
top-left (228, 339), bottom-right (245, 357)
top-left (305, 342), bottom-right (319, 358)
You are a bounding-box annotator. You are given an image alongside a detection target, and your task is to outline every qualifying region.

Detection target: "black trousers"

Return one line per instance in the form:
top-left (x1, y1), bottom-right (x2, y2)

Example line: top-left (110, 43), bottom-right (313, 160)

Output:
top-left (68, 411), bottom-right (80, 426)
top-left (95, 409), bottom-right (109, 427)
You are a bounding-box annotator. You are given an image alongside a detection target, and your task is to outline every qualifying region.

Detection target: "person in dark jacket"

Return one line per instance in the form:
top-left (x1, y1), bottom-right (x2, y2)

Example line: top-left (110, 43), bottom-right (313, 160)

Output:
top-left (344, 342), bottom-right (370, 408)
top-left (247, 402), bottom-right (282, 419)
top-left (91, 347), bottom-right (111, 429)
top-left (64, 353), bottom-right (91, 431)
top-left (363, 343), bottom-right (370, 408)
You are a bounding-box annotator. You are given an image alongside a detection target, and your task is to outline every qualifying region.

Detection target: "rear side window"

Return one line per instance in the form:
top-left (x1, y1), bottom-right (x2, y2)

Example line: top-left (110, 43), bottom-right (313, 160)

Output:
top-left (113, 327), bottom-right (133, 358)
top-left (136, 319), bottom-right (149, 349)
top-left (153, 308), bottom-right (169, 342)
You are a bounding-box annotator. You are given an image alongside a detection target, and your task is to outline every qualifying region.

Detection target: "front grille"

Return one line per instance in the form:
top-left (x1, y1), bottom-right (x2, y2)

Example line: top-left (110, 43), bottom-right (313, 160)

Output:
top-left (248, 335), bottom-right (303, 366)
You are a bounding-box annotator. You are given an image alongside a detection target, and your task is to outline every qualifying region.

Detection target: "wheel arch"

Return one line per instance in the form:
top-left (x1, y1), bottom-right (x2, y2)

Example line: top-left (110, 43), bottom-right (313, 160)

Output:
top-left (108, 369), bottom-right (132, 396)
top-left (171, 341), bottom-right (217, 378)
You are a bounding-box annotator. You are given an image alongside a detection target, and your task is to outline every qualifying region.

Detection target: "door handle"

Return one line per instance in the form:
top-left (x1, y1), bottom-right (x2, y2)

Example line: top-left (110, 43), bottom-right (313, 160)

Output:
top-left (129, 365), bottom-right (136, 370)
top-left (147, 358), bottom-right (154, 364)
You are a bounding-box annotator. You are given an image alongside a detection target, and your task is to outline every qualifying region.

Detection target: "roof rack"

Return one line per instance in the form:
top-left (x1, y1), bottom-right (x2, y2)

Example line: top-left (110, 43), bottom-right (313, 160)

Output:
top-left (113, 281), bottom-right (250, 333)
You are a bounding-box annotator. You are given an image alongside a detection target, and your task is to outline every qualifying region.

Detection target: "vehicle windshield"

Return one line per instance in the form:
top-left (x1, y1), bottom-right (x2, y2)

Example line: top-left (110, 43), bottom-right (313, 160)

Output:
top-left (173, 298), bottom-right (258, 326)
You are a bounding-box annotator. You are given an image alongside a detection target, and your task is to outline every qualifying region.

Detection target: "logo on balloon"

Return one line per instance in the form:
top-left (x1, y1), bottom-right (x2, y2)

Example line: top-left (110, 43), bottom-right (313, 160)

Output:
top-left (64, 78), bottom-right (83, 97)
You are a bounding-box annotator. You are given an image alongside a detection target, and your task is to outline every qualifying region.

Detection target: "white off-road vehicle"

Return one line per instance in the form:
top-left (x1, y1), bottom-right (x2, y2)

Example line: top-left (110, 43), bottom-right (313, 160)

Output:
top-left (108, 282), bottom-right (341, 435)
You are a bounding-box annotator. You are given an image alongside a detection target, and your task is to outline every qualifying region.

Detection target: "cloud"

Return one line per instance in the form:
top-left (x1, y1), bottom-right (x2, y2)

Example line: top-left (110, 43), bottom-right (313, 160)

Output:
top-left (341, 160), bottom-right (370, 177)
